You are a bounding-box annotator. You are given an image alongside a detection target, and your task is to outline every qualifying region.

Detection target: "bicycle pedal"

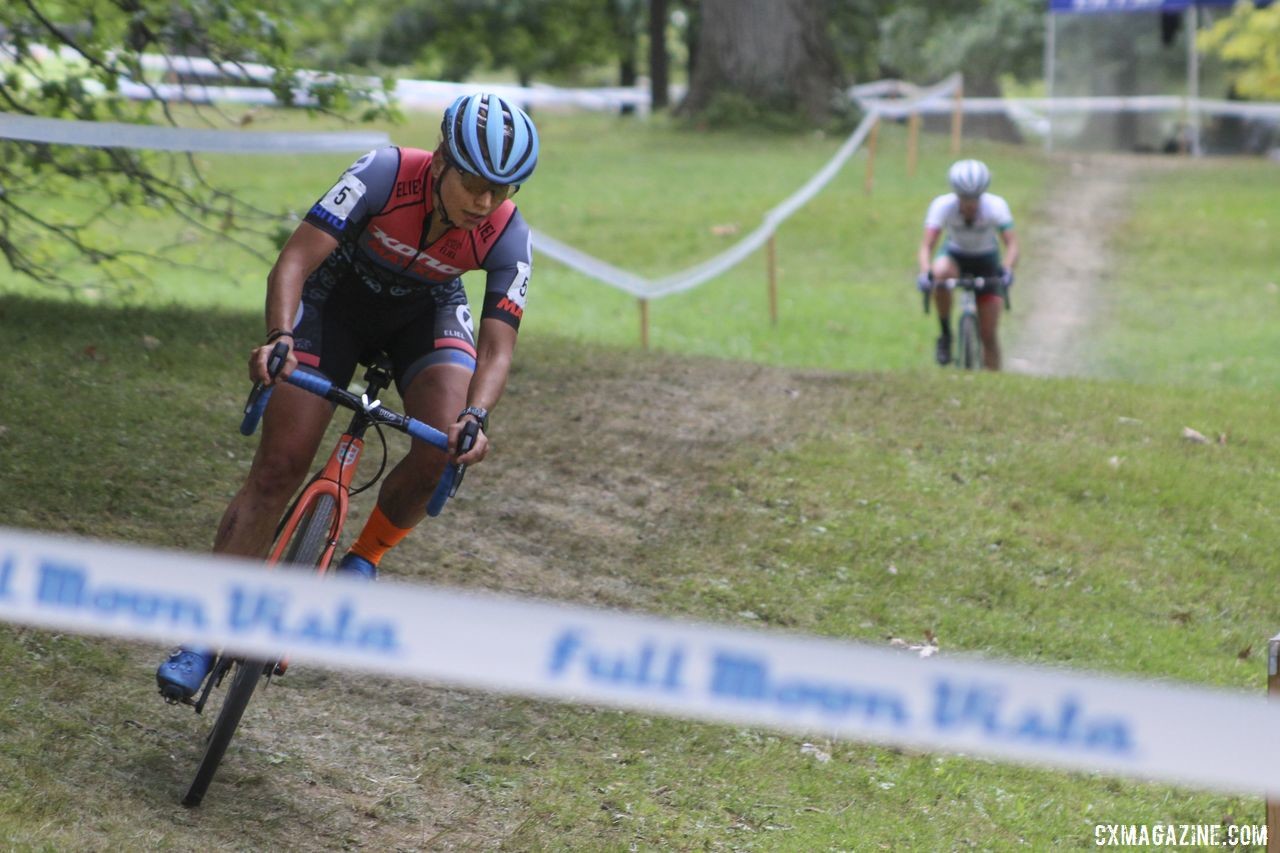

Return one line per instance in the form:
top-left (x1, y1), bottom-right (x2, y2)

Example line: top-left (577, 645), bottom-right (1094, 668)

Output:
top-left (159, 684), bottom-right (196, 706)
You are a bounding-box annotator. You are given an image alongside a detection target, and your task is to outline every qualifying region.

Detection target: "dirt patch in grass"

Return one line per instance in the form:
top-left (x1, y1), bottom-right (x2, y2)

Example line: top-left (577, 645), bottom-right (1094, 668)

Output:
top-left (1006, 152), bottom-right (1153, 377)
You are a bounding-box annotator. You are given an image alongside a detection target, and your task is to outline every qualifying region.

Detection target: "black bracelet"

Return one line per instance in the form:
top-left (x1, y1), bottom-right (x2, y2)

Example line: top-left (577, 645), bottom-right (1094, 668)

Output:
top-left (266, 329), bottom-right (294, 344)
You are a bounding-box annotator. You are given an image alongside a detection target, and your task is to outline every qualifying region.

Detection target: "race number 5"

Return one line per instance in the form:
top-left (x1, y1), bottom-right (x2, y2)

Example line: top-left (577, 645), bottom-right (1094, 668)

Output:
top-left (318, 174), bottom-right (368, 223)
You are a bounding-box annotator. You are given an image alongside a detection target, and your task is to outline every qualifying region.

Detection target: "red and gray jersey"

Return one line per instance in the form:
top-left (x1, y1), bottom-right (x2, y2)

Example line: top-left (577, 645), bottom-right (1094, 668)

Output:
top-left (304, 146), bottom-right (531, 329)
top-left (924, 192), bottom-right (1014, 256)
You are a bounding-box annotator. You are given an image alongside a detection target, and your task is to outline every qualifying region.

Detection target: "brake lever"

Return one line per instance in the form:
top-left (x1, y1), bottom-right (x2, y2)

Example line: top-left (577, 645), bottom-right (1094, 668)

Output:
top-left (242, 341), bottom-right (291, 417)
top-left (448, 420), bottom-right (480, 498)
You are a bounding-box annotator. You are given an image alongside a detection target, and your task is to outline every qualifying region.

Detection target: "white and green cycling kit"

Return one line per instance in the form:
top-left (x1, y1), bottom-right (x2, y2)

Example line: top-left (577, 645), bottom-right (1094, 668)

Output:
top-left (925, 192), bottom-right (1014, 275)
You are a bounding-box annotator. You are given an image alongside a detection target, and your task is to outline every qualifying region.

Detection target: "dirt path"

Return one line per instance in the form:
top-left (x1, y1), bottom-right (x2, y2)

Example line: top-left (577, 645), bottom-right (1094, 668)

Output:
top-left (1004, 154), bottom-right (1141, 377)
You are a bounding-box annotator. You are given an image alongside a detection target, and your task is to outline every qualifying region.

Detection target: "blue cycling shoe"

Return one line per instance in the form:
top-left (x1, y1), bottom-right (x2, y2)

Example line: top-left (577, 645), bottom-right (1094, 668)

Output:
top-left (335, 552), bottom-right (377, 581)
top-left (157, 646), bottom-right (215, 703)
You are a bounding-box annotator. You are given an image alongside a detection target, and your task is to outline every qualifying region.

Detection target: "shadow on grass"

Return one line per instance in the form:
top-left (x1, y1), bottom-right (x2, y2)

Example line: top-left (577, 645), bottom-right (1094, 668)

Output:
top-left (0, 294), bottom-right (260, 547)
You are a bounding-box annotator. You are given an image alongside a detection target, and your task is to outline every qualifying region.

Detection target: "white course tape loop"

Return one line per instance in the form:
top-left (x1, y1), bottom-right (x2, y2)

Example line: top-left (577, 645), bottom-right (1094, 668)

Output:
top-left (529, 78), bottom-right (947, 301)
top-left (2, 526), bottom-right (1279, 795)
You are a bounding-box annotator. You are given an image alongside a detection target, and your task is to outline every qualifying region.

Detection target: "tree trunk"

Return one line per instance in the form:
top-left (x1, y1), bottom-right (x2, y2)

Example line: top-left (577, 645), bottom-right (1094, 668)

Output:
top-left (610, 0), bottom-right (641, 115)
top-left (649, 0), bottom-right (669, 111)
top-left (683, 0), bottom-right (699, 82)
top-left (678, 0), bottom-right (840, 125)
top-left (619, 43), bottom-right (638, 115)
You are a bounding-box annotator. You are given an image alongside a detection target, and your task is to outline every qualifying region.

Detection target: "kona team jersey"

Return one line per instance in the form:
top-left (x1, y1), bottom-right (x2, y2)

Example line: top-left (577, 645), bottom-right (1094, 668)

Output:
top-left (924, 193), bottom-right (1014, 256)
top-left (304, 146), bottom-right (531, 329)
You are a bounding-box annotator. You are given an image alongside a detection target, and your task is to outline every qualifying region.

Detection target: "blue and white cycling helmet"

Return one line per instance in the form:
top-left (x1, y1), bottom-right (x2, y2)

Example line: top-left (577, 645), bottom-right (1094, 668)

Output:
top-left (441, 93), bottom-right (539, 187)
top-left (948, 159), bottom-right (990, 197)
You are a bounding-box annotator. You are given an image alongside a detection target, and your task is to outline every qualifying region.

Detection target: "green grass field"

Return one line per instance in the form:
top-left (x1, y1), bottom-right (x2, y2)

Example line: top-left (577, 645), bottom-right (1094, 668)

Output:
top-left (2, 107), bottom-right (1278, 850)
top-left (1093, 158), bottom-right (1280, 389)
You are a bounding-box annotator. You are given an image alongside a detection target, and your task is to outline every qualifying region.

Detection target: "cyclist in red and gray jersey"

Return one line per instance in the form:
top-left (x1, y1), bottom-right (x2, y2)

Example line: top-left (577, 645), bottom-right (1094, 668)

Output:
top-left (297, 141), bottom-right (532, 371)
top-left (157, 93), bottom-right (538, 699)
top-left (916, 159), bottom-right (1020, 370)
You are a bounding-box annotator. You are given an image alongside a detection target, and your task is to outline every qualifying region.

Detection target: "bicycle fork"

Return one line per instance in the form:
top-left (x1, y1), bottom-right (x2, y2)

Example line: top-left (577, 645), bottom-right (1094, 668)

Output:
top-left (266, 435), bottom-right (362, 571)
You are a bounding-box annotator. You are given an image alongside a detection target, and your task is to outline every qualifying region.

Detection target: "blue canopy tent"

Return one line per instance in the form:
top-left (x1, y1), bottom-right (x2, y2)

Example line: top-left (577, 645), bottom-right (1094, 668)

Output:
top-left (1044, 0), bottom-right (1266, 153)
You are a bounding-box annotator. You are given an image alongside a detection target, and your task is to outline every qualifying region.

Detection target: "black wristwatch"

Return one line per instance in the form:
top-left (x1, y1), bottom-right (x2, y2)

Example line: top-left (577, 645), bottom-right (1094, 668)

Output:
top-left (457, 406), bottom-right (489, 431)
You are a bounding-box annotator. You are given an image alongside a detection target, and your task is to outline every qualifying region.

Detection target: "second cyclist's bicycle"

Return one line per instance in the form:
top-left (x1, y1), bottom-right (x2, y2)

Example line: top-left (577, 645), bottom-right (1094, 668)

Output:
top-left (923, 275), bottom-right (1011, 370)
top-left (173, 342), bottom-right (472, 807)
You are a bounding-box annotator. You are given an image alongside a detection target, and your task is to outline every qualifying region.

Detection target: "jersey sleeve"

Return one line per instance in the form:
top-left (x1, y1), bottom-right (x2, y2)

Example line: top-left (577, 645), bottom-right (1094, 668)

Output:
top-left (304, 147), bottom-right (399, 239)
top-left (478, 210), bottom-right (532, 331)
top-left (989, 195), bottom-right (1015, 230)
top-left (924, 194), bottom-right (953, 230)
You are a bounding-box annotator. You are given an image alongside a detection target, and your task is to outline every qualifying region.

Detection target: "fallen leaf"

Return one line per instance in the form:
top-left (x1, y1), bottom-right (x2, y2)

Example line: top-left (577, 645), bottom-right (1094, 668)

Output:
top-left (888, 634), bottom-right (939, 658)
top-left (141, 335), bottom-right (161, 350)
top-left (1181, 427), bottom-right (1209, 444)
top-left (1170, 610), bottom-right (1193, 625)
top-left (1217, 433), bottom-right (1228, 446)
top-left (1238, 645), bottom-right (1252, 661)
top-left (709, 223), bottom-right (739, 237)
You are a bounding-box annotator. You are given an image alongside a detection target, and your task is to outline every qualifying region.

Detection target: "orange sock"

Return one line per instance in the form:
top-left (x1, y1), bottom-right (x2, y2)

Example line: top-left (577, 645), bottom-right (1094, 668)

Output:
top-left (348, 505), bottom-right (412, 566)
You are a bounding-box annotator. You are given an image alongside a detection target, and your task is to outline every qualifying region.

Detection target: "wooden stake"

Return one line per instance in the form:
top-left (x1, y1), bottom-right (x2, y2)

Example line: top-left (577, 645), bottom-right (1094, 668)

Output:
top-left (907, 111), bottom-right (921, 178)
top-left (951, 83), bottom-right (964, 155)
top-left (767, 234), bottom-right (778, 326)
top-left (638, 298), bottom-right (649, 350)
top-left (864, 116), bottom-right (880, 195)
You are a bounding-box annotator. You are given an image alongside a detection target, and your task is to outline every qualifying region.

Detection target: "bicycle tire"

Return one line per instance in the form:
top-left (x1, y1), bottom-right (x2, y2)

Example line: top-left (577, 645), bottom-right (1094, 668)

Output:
top-left (283, 494), bottom-right (336, 567)
top-left (959, 312), bottom-right (981, 370)
top-left (182, 658), bottom-right (266, 807)
top-left (181, 494), bottom-right (336, 806)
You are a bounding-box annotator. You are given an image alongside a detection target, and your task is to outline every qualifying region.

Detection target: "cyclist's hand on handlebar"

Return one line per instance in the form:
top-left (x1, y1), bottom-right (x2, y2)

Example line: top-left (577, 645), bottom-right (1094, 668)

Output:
top-left (248, 338), bottom-right (297, 385)
top-left (916, 271), bottom-right (934, 293)
top-left (448, 418), bottom-right (488, 465)
top-left (1001, 267), bottom-right (1015, 289)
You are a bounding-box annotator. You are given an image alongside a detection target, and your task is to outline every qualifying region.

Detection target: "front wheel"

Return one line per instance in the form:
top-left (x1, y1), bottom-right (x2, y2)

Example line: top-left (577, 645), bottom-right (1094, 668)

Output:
top-left (181, 493), bottom-right (337, 806)
top-left (182, 658), bottom-right (267, 807)
top-left (959, 312), bottom-right (981, 370)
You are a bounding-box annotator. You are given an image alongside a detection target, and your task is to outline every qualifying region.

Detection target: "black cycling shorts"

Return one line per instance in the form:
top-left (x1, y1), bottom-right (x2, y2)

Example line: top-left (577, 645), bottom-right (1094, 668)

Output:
top-left (945, 249), bottom-right (1003, 279)
top-left (289, 252), bottom-right (477, 392)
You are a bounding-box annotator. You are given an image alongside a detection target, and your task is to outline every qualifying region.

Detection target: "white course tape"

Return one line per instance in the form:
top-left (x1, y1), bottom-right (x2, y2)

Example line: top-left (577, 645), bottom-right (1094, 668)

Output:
top-left (857, 93), bottom-right (1280, 120)
top-left (2, 525), bottom-right (1279, 795)
top-left (0, 112), bottom-right (389, 154)
top-left (531, 103), bottom-right (888, 299)
top-left (530, 76), bottom-right (959, 299)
